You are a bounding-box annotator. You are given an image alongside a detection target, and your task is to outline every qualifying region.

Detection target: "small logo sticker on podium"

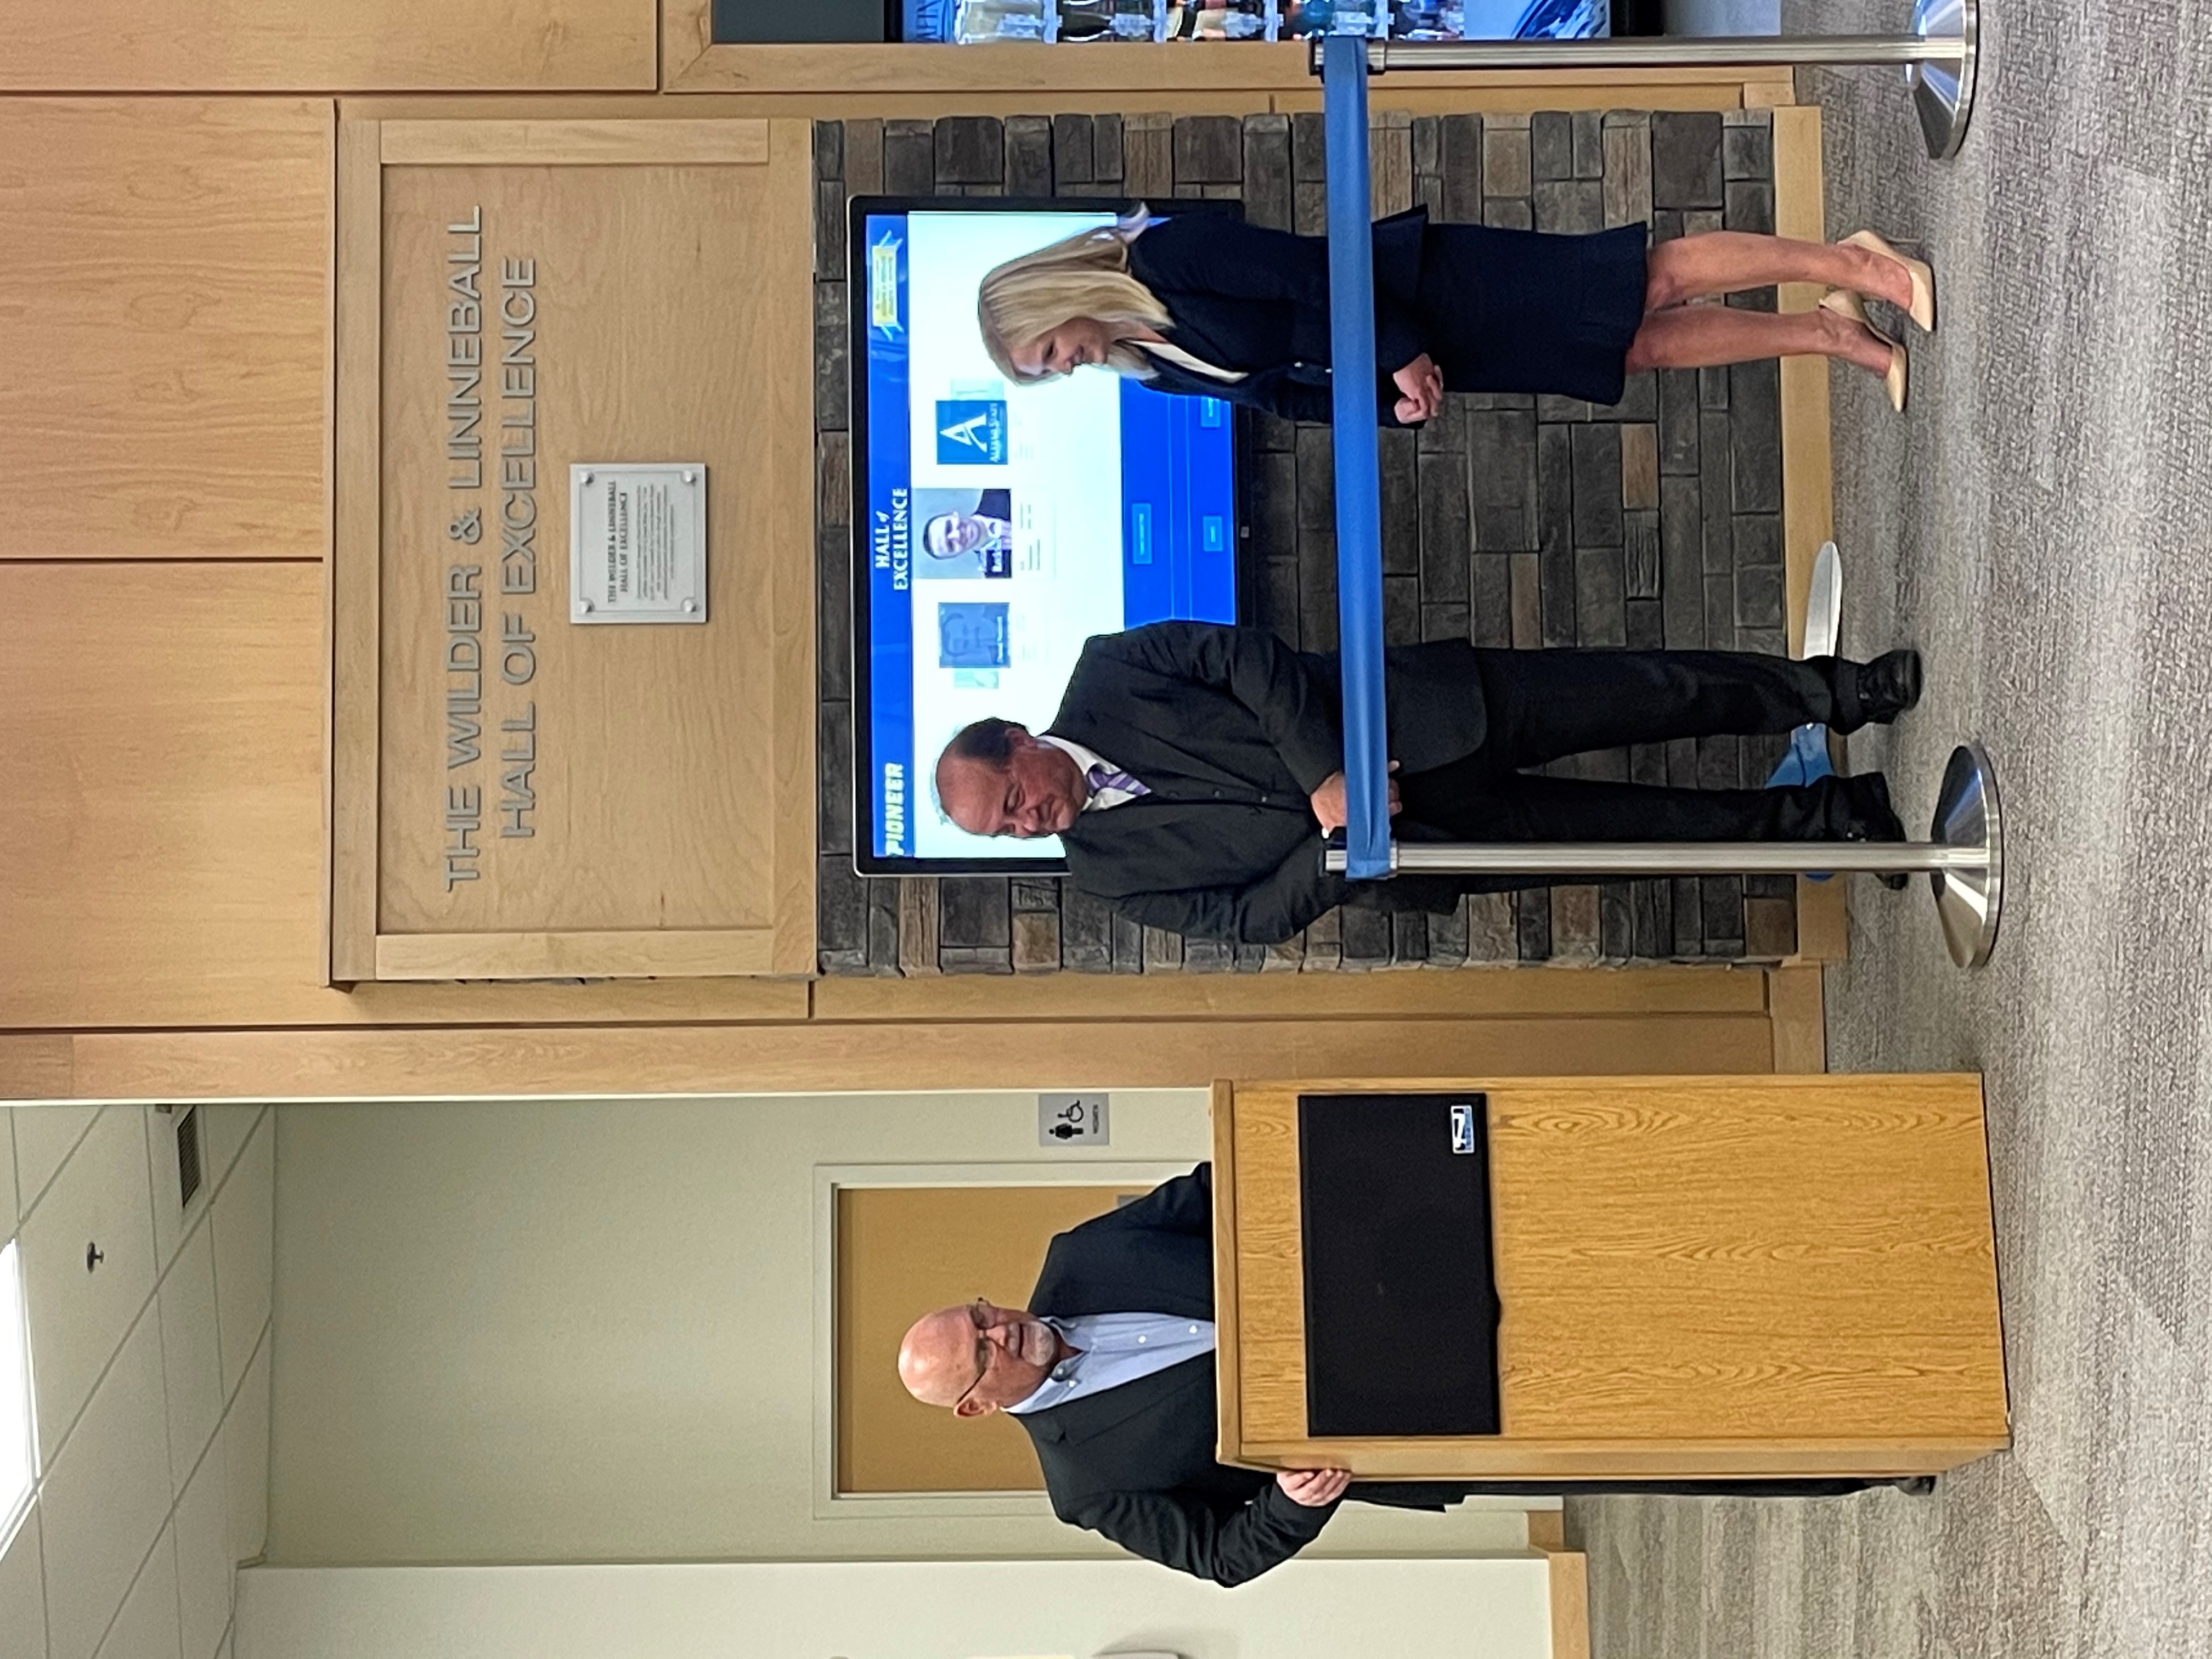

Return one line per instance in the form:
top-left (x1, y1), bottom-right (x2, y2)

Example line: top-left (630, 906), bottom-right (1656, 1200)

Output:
top-left (1449, 1103), bottom-right (1476, 1154)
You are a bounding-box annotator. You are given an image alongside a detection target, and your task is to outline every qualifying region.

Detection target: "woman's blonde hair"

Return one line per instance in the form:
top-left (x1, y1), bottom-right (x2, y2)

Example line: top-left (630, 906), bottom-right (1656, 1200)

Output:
top-left (977, 207), bottom-right (1174, 385)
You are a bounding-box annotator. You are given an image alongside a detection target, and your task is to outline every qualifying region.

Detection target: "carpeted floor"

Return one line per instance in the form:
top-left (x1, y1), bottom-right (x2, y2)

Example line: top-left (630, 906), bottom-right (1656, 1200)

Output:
top-left (1568, 4), bottom-right (2212, 1654)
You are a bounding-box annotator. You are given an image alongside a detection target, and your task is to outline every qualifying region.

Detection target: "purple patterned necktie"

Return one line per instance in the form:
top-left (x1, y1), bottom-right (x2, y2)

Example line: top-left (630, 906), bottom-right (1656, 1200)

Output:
top-left (1086, 762), bottom-right (1150, 802)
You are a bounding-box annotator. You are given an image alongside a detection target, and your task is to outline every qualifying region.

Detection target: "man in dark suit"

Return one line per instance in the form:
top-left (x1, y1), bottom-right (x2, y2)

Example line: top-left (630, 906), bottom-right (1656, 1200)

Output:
top-left (931, 622), bottom-right (1921, 945)
top-left (896, 1165), bottom-right (1904, 1587)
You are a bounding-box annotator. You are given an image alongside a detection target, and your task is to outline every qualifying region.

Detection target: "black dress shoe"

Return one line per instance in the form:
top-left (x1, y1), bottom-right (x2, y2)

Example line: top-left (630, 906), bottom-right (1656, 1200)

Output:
top-left (1849, 648), bottom-right (1923, 729)
top-left (1837, 772), bottom-right (1911, 888)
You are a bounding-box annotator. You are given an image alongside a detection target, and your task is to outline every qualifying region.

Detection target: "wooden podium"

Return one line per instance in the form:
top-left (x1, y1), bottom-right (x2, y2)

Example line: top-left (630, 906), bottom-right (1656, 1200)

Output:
top-left (1211, 1075), bottom-right (2010, 1481)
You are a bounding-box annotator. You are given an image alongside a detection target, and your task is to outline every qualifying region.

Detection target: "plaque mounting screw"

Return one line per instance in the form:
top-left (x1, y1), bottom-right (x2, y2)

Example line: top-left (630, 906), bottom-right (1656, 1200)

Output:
top-left (682, 470), bottom-right (697, 484)
top-left (579, 599), bottom-right (594, 613)
top-left (681, 599), bottom-right (697, 613)
top-left (581, 471), bottom-right (595, 486)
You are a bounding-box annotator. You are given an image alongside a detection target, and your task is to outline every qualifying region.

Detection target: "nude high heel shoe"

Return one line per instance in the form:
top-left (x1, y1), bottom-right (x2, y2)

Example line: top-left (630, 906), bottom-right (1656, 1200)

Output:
top-left (1841, 230), bottom-right (1936, 333)
top-left (1820, 289), bottom-right (1908, 414)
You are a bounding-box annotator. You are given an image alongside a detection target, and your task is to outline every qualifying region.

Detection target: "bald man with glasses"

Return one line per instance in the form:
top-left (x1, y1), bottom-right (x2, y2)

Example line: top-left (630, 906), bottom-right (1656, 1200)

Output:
top-left (896, 1164), bottom-right (1910, 1588)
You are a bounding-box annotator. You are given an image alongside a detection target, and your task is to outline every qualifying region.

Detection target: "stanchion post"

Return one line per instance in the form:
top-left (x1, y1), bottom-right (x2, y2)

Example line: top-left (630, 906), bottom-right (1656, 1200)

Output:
top-left (1322, 31), bottom-right (1392, 883)
top-left (1321, 743), bottom-right (2005, 969)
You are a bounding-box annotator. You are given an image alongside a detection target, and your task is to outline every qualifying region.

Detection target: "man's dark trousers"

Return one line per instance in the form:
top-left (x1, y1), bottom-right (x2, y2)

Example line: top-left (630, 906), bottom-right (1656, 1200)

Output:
top-left (1393, 647), bottom-right (1859, 842)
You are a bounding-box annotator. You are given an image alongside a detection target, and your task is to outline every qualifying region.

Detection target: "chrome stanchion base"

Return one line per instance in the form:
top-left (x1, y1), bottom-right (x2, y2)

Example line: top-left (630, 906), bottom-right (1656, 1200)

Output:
top-left (1929, 740), bottom-right (2002, 969)
top-left (1911, 0), bottom-right (1980, 161)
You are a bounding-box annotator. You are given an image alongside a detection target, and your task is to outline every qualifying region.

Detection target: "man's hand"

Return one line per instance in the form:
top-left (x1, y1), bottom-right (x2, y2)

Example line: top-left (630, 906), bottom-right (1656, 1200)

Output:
top-left (1276, 1469), bottom-right (1353, 1508)
top-left (1308, 764), bottom-right (1403, 834)
top-left (1392, 353), bottom-right (1444, 424)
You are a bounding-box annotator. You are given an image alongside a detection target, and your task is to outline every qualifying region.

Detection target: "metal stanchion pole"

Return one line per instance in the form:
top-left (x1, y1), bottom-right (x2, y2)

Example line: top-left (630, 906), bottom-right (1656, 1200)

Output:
top-left (1324, 743), bottom-right (2005, 969)
top-left (1313, 1), bottom-right (1982, 161)
top-left (1322, 31), bottom-right (1393, 882)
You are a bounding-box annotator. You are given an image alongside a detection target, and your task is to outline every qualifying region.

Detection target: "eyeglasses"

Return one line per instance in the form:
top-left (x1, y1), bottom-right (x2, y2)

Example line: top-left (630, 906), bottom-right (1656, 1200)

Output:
top-left (953, 1299), bottom-right (996, 1409)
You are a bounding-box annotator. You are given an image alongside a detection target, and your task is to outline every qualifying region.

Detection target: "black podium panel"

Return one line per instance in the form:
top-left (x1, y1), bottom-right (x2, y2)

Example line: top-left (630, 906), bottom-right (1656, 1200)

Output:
top-left (1298, 1092), bottom-right (1502, 1437)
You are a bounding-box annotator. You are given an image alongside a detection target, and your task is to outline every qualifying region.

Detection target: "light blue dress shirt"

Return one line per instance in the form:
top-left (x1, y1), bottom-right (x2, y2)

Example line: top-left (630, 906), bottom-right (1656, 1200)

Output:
top-left (1004, 1313), bottom-right (1218, 1416)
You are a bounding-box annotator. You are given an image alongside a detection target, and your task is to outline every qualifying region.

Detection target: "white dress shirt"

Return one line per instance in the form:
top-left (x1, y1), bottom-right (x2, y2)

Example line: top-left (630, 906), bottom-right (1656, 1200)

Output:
top-left (1005, 1312), bottom-right (1219, 1415)
top-left (1037, 734), bottom-right (1148, 812)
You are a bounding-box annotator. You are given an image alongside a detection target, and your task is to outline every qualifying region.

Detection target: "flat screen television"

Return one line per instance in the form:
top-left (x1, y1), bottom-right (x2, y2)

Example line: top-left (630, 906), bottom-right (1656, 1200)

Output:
top-left (898, 2), bottom-right (1613, 43)
top-left (849, 197), bottom-right (1244, 875)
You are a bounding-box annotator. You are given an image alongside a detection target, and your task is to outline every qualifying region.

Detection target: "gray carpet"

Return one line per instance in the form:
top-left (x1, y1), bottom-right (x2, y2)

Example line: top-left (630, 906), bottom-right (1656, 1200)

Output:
top-left (1569, 4), bottom-right (2212, 1655)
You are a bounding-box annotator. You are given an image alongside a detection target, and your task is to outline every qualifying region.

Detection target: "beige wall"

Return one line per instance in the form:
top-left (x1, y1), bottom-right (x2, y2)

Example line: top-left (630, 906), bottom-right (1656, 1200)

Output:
top-left (236, 1556), bottom-right (1556, 1659)
top-left (265, 1090), bottom-right (1534, 1565)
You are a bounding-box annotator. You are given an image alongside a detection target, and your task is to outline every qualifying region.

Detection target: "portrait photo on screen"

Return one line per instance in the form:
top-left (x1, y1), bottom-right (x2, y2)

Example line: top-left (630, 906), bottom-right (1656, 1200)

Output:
top-left (913, 486), bottom-right (1018, 579)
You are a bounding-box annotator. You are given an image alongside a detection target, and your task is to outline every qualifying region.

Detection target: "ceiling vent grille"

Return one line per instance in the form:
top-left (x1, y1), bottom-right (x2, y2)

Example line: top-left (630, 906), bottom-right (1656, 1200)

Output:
top-left (174, 1106), bottom-right (203, 1209)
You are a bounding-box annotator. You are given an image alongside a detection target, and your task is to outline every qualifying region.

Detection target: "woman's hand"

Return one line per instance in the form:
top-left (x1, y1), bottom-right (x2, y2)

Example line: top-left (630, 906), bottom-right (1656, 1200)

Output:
top-left (1392, 353), bottom-right (1445, 424)
top-left (1308, 764), bottom-right (1403, 834)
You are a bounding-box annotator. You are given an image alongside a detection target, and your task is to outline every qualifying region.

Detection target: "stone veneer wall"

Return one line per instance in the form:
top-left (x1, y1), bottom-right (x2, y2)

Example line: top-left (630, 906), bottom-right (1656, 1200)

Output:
top-left (813, 108), bottom-right (1793, 976)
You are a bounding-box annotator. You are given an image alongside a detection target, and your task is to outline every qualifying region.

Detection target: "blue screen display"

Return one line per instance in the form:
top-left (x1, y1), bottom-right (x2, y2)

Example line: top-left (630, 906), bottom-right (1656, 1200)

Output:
top-left (901, 2), bottom-right (1608, 45)
top-left (857, 207), bottom-right (1238, 864)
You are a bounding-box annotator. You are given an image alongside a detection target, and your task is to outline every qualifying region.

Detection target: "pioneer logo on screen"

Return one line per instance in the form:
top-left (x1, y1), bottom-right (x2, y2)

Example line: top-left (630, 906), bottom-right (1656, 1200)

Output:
top-left (935, 400), bottom-right (1008, 465)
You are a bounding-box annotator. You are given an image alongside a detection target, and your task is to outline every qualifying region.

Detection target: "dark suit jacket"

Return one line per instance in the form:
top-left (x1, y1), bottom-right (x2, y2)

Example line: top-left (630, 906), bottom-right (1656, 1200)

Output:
top-left (1017, 1164), bottom-right (1460, 1587)
top-left (974, 487), bottom-right (1011, 522)
top-left (1049, 622), bottom-right (1508, 945)
top-left (1125, 207), bottom-right (1431, 427)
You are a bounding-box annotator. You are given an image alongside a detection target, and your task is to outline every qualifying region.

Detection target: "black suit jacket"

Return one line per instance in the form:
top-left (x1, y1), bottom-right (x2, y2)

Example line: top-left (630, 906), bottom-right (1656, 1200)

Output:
top-left (974, 487), bottom-right (1012, 522)
top-left (1050, 622), bottom-right (1509, 944)
top-left (1017, 1164), bottom-right (1459, 1587)
top-left (1126, 207), bottom-right (1431, 427)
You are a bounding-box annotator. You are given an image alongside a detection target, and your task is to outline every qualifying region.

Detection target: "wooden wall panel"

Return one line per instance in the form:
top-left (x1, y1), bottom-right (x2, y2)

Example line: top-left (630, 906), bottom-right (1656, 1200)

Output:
top-left (373, 157), bottom-right (791, 939)
top-left (0, 98), bottom-right (330, 562)
top-left (334, 113), bottom-right (817, 980)
top-left (44, 1009), bottom-right (1781, 1102)
top-left (0, 557), bottom-right (818, 1029)
top-left (0, 0), bottom-right (656, 92)
top-left (662, 36), bottom-right (1769, 107)
top-left (0, 562), bottom-right (328, 1029)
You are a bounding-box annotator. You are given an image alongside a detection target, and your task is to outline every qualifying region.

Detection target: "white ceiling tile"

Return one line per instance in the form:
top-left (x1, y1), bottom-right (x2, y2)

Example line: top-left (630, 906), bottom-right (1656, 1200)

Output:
top-left (172, 1447), bottom-right (231, 1659)
top-left (0, 1502), bottom-right (46, 1659)
top-left (222, 1342), bottom-right (268, 1569)
top-left (40, 1311), bottom-right (171, 1659)
top-left (13, 1107), bottom-right (101, 1224)
top-left (92, 1524), bottom-right (179, 1659)
top-left (209, 1124), bottom-right (269, 1407)
top-left (196, 1113), bottom-right (262, 1207)
top-left (159, 1223), bottom-right (223, 1499)
top-left (0, 1118), bottom-right (17, 1244)
top-left (22, 1110), bottom-right (157, 1466)
top-left (210, 1124), bottom-right (271, 1407)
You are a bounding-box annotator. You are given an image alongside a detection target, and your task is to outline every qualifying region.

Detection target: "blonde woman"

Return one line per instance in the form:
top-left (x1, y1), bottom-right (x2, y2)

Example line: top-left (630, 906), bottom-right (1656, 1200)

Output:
top-left (977, 205), bottom-right (1933, 424)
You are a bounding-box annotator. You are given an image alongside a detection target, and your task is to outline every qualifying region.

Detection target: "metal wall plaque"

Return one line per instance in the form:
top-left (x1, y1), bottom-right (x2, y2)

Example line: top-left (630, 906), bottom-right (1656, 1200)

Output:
top-left (568, 463), bottom-right (708, 624)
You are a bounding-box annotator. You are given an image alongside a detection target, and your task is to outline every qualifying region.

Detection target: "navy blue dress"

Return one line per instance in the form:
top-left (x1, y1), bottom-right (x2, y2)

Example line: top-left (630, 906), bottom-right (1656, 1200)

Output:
top-left (1124, 207), bottom-right (1649, 425)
